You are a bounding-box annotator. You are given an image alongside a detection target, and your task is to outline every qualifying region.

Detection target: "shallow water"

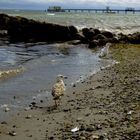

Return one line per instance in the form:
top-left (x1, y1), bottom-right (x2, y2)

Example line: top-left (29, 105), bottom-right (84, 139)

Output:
top-left (0, 43), bottom-right (115, 120)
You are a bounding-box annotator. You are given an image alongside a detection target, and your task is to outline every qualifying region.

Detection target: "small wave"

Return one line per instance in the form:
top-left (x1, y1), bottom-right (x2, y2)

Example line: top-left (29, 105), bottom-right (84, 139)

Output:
top-left (75, 25), bottom-right (87, 30)
top-left (47, 13), bottom-right (55, 16)
top-left (0, 104), bottom-right (23, 110)
top-left (71, 59), bottom-right (119, 86)
top-left (0, 66), bottom-right (25, 79)
top-left (0, 104), bottom-right (8, 108)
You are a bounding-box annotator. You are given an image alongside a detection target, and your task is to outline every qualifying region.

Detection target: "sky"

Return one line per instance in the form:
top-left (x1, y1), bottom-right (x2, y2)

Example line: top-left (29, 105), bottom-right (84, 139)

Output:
top-left (0, 0), bottom-right (140, 10)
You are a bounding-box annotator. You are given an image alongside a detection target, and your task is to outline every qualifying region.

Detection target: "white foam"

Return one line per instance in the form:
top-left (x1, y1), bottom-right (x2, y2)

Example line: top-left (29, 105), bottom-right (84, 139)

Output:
top-left (47, 13), bottom-right (55, 16)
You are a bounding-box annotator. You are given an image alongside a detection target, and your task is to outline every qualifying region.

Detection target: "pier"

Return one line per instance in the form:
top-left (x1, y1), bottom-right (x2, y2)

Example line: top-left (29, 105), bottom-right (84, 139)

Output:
top-left (63, 8), bottom-right (140, 14)
top-left (47, 6), bottom-right (140, 14)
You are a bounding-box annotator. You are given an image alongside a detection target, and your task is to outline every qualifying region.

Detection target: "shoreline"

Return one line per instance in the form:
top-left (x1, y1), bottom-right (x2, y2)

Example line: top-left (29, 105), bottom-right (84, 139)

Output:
top-left (0, 43), bottom-right (140, 139)
top-left (0, 47), bottom-right (116, 122)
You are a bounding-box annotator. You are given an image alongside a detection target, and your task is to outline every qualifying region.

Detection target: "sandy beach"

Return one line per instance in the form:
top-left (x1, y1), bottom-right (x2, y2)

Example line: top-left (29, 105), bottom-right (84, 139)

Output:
top-left (0, 43), bottom-right (140, 140)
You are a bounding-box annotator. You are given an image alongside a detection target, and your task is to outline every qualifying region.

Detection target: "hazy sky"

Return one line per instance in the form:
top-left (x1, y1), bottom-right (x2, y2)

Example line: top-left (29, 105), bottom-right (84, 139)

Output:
top-left (0, 0), bottom-right (140, 9)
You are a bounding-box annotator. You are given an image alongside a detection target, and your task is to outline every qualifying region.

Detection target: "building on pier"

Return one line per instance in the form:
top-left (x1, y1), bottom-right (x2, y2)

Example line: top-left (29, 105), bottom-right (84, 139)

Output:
top-left (47, 6), bottom-right (65, 12)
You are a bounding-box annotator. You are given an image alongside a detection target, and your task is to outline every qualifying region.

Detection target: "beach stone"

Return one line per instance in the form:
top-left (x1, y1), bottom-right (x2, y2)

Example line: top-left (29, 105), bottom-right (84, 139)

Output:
top-left (93, 29), bottom-right (101, 35)
top-left (30, 102), bottom-right (36, 107)
top-left (73, 84), bottom-right (76, 87)
top-left (97, 39), bottom-right (108, 46)
top-left (79, 136), bottom-right (86, 140)
top-left (77, 32), bottom-right (88, 43)
top-left (90, 134), bottom-right (100, 139)
top-left (68, 25), bottom-right (78, 35)
top-left (4, 107), bottom-right (10, 112)
top-left (0, 14), bottom-right (10, 29)
top-left (107, 37), bottom-right (119, 43)
top-left (86, 126), bottom-right (96, 132)
top-left (24, 107), bottom-right (31, 111)
top-left (76, 117), bottom-right (83, 121)
top-left (12, 125), bottom-right (16, 128)
top-left (88, 40), bottom-right (98, 48)
top-left (8, 131), bottom-right (17, 136)
top-left (80, 124), bottom-right (86, 131)
top-left (68, 39), bottom-right (82, 45)
top-left (40, 100), bottom-right (43, 103)
top-left (94, 34), bottom-right (107, 40)
top-left (0, 30), bottom-right (8, 37)
top-left (128, 32), bottom-right (140, 44)
top-left (101, 31), bottom-right (114, 38)
top-left (82, 28), bottom-right (90, 36)
top-left (25, 114), bottom-right (32, 119)
top-left (95, 124), bottom-right (102, 130)
top-left (1, 121), bottom-right (7, 124)
top-left (82, 28), bottom-right (96, 41)
top-left (118, 33), bottom-right (129, 43)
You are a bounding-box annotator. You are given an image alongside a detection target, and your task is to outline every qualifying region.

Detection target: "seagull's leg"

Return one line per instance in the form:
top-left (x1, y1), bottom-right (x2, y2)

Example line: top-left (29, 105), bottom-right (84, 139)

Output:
top-left (58, 97), bottom-right (62, 105)
top-left (55, 100), bottom-right (58, 107)
top-left (58, 99), bottom-right (61, 105)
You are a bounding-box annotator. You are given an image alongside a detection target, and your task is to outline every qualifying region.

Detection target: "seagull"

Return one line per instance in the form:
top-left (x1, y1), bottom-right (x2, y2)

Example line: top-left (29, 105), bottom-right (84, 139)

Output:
top-left (99, 43), bottom-right (112, 58)
top-left (52, 75), bottom-right (66, 107)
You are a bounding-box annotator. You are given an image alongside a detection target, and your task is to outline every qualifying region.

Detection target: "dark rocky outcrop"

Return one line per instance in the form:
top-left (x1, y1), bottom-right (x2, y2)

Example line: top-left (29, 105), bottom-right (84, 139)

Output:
top-left (82, 28), bottom-right (95, 41)
top-left (128, 32), bottom-right (140, 44)
top-left (81, 27), bottom-right (120, 48)
top-left (118, 33), bottom-right (129, 43)
top-left (88, 40), bottom-right (98, 48)
top-left (0, 13), bottom-right (140, 46)
top-left (82, 28), bottom-right (101, 42)
top-left (0, 14), bottom-right (78, 42)
top-left (101, 31), bottom-right (114, 38)
top-left (0, 14), bottom-right (10, 30)
top-left (116, 32), bottom-right (140, 44)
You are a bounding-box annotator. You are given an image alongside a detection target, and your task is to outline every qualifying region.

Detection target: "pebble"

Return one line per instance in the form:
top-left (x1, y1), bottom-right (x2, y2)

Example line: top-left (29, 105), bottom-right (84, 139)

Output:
top-left (89, 86), bottom-right (96, 90)
top-left (90, 134), bottom-right (100, 139)
top-left (1, 121), bottom-right (7, 124)
top-left (4, 107), bottom-right (10, 112)
top-left (12, 125), bottom-right (16, 128)
top-left (79, 136), bottom-right (86, 140)
top-left (25, 115), bottom-right (32, 119)
top-left (73, 84), bottom-right (76, 87)
top-left (76, 117), bottom-right (83, 121)
top-left (71, 127), bottom-right (79, 132)
top-left (30, 102), bottom-right (36, 107)
top-left (127, 110), bottom-right (133, 115)
top-left (8, 131), bottom-right (17, 136)
top-left (24, 107), bottom-right (31, 111)
top-left (95, 124), bottom-right (102, 130)
top-left (40, 100), bottom-right (43, 103)
top-left (86, 126), bottom-right (96, 132)
top-left (13, 96), bottom-right (16, 99)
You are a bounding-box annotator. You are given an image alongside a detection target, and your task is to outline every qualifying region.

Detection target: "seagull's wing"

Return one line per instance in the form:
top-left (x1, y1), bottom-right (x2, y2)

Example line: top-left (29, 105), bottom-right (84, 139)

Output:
top-left (52, 82), bottom-right (64, 97)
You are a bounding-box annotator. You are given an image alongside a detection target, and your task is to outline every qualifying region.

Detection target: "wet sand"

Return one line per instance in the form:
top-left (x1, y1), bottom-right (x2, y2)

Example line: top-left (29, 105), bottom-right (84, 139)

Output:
top-left (0, 44), bottom-right (140, 140)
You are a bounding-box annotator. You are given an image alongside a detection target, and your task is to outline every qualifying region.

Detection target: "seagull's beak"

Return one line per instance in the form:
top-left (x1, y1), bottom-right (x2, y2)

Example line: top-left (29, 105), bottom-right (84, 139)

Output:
top-left (64, 76), bottom-right (68, 79)
top-left (57, 75), bottom-right (68, 79)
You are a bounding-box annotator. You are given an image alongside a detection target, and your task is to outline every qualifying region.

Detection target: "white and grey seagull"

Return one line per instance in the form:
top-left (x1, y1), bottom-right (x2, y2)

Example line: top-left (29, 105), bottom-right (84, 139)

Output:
top-left (51, 74), bottom-right (66, 107)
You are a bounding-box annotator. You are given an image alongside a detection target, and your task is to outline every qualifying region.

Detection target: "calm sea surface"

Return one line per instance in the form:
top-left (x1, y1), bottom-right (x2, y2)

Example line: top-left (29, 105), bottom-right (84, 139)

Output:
top-left (0, 10), bottom-right (139, 119)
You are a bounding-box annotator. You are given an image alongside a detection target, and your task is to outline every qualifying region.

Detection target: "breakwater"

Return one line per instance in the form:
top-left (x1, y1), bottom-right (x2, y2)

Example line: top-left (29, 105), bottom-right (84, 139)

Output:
top-left (0, 13), bottom-right (140, 47)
